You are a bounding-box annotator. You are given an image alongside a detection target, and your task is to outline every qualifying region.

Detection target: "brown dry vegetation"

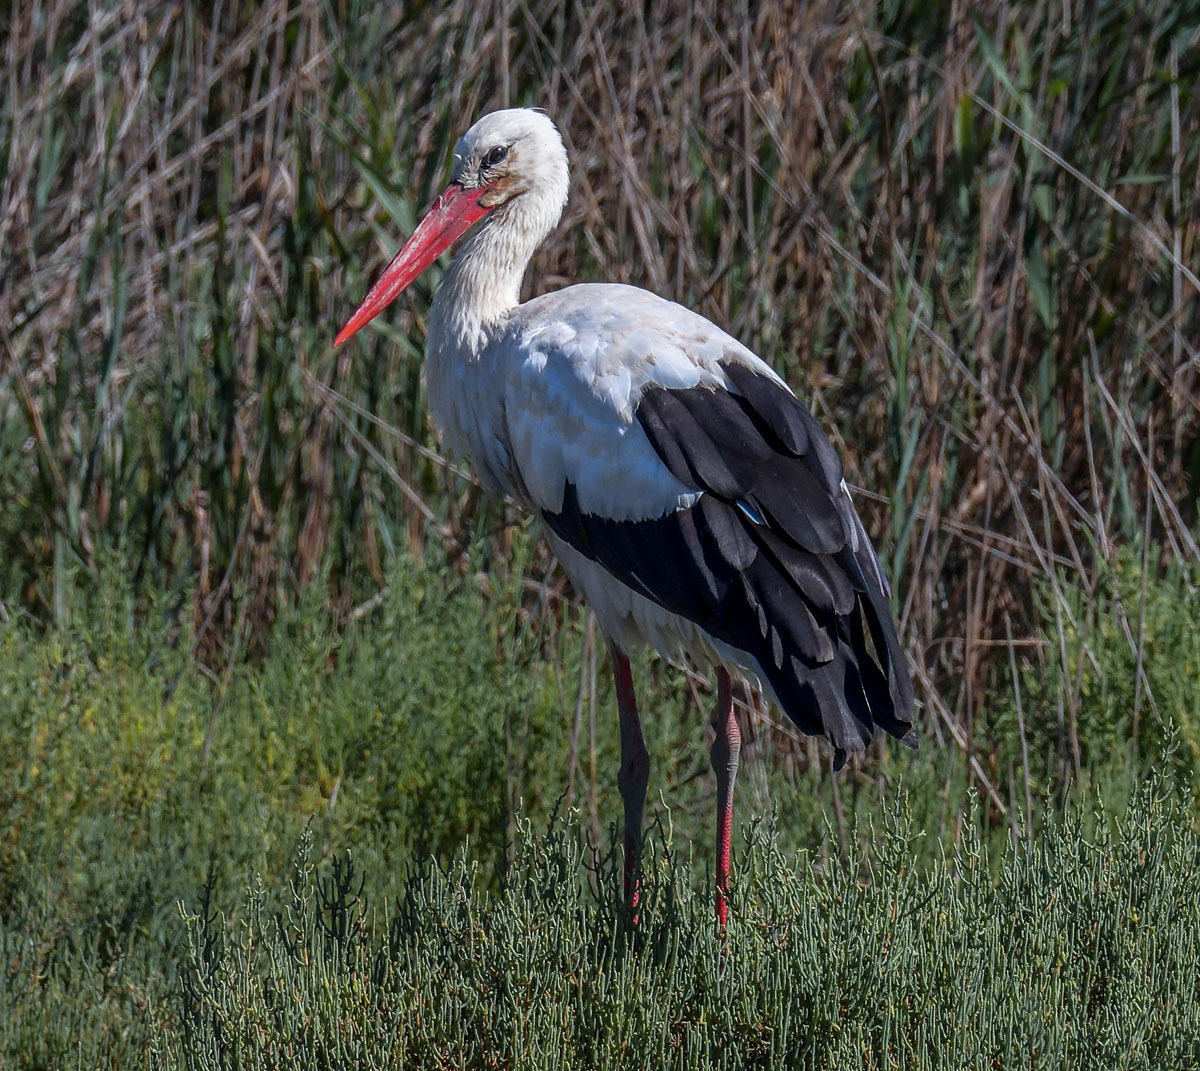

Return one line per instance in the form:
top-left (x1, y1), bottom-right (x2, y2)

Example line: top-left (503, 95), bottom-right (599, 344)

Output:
top-left (2, 0), bottom-right (1199, 805)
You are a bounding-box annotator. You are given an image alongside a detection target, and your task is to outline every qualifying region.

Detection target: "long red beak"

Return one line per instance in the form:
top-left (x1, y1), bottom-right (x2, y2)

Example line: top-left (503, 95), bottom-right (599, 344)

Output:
top-left (335, 182), bottom-right (495, 346)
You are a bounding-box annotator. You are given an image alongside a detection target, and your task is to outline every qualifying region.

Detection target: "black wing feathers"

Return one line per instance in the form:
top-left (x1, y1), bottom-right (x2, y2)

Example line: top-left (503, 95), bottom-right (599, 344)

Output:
top-left (721, 362), bottom-right (809, 456)
top-left (639, 387), bottom-right (845, 554)
top-left (543, 361), bottom-right (915, 763)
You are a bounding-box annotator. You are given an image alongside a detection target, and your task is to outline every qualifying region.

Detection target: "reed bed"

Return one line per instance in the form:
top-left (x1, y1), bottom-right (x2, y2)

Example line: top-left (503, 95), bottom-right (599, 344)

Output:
top-left (1, 2), bottom-right (1199, 1063)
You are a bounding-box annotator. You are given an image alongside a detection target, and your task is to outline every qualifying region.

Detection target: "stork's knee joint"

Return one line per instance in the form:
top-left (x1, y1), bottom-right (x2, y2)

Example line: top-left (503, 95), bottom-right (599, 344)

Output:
top-left (710, 722), bottom-right (741, 778)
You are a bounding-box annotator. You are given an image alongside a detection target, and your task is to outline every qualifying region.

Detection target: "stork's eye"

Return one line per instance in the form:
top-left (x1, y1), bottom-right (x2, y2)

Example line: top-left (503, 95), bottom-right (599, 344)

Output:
top-left (482, 145), bottom-right (508, 170)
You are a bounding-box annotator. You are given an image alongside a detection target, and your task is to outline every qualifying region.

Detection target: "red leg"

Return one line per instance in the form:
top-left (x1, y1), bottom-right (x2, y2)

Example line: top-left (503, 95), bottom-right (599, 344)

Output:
top-left (609, 643), bottom-right (649, 915)
top-left (710, 667), bottom-right (741, 928)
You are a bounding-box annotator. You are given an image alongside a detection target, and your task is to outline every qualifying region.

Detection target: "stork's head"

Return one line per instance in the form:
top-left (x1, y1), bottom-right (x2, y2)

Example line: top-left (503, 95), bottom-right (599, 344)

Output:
top-left (335, 108), bottom-right (568, 345)
top-left (449, 108), bottom-right (569, 209)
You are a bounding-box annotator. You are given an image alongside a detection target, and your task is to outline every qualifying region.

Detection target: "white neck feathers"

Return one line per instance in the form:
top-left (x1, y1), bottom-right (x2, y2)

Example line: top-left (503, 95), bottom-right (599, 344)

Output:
top-left (428, 168), bottom-right (568, 359)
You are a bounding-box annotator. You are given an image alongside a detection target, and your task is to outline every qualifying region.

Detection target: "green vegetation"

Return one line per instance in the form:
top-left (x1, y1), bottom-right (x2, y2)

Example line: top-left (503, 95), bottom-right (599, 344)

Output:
top-left (4, 557), bottom-right (1200, 1067)
top-left (172, 787), bottom-right (1200, 1069)
top-left (2, 0), bottom-right (1199, 1065)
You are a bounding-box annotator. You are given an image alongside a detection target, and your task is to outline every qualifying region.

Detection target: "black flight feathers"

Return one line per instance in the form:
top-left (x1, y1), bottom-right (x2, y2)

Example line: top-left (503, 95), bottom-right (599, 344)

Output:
top-left (541, 360), bottom-right (916, 768)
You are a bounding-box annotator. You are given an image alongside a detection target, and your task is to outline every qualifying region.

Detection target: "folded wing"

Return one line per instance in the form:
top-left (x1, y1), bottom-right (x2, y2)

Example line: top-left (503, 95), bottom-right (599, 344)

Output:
top-left (504, 285), bottom-right (915, 765)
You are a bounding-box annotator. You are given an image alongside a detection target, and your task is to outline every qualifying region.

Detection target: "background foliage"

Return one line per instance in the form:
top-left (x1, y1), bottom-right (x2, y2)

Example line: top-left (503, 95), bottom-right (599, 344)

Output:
top-left (1, 0), bottom-right (1199, 1065)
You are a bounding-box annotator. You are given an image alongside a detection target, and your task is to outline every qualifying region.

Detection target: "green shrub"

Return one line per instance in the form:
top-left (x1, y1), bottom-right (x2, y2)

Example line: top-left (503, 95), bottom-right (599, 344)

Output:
top-left (0, 554), bottom-right (562, 1067)
top-left (3, 558), bottom-right (1200, 1068)
top-left (169, 783), bottom-right (1200, 1070)
top-left (987, 547), bottom-right (1200, 805)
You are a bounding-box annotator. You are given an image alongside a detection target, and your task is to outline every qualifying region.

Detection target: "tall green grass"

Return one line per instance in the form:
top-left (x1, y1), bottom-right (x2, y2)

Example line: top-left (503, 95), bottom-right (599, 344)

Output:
top-left (2, 552), bottom-right (1199, 1067)
top-left (169, 784), bottom-right (1200, 1071)
top-left (2, 0), bottom-right (1197, 817)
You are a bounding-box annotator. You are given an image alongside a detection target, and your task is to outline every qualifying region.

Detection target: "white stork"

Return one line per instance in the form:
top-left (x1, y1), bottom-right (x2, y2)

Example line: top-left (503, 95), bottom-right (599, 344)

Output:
top-left (336, 109), bottom-right (915, 927)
